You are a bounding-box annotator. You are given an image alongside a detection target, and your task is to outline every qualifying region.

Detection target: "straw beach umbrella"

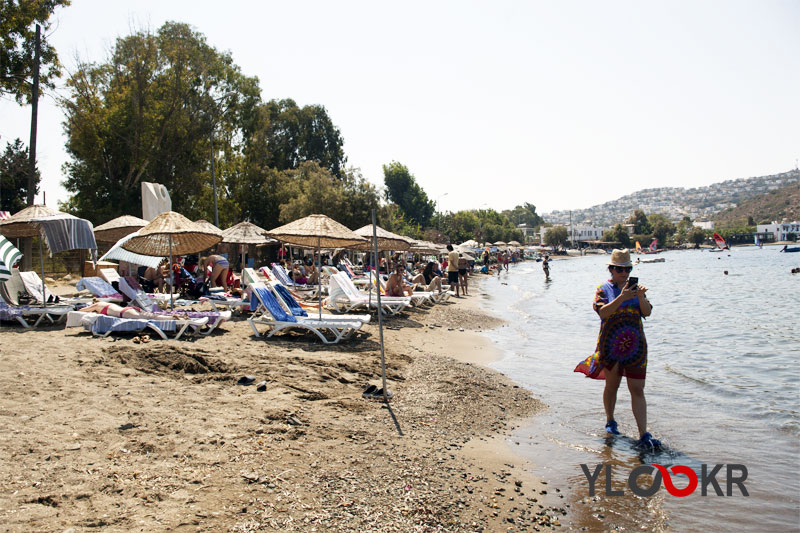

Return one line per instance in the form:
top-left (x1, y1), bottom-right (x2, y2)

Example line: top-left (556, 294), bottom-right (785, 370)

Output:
top-left (195, 219), bottom-right (222, 234)
top-left (493, 241), bottom-right (507, 247)
top-left (123, 211), bottom-right (222, 308)
top-left (508, 240), bottom-right (522, 247)
top-left (0, 205), bottom-right (60, 238)
top-left (352, 224), bottom-right (411, 251)
top-left (93, 215), bottom-right (148, 243)
top-left (221, 221), bottom-right (275, 270)
top-left (266, 214), bottom-right (366, 319)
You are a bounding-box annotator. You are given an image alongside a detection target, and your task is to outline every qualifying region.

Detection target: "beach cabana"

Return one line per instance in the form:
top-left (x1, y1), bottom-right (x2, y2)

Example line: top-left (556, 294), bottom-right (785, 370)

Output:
top-left (123, 211), bottom-right (222, 308)
top-left (93, 215), bottom-right (148, 243)
top-left (266, 214), bottom-right (366, 319)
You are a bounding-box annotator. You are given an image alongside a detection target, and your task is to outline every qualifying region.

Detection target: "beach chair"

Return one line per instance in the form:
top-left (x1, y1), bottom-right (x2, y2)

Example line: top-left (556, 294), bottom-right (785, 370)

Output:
top-left (66, 311), bottom-right (210, 340)
top-left (271, 263), bottom-right (319, 295)
top-left (0, 299), bottom-right (73, 328)
top-left (327, 273), bottom-right (410, 315)
top-left (247, 282), bottom-right (363, 344)
top-left (0, 271), bottom-right (75, 326)
top-left (265, 280), bottom-right (370, 324)
top-left (368, 271), bottom-right (435, 307)
top-left (75, 276), bottom-right (124, 302)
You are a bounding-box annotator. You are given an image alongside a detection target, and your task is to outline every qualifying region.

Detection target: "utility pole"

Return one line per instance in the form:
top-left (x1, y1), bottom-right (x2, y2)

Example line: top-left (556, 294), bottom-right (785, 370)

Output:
top-left (23, 24), bottom-right (41, 270)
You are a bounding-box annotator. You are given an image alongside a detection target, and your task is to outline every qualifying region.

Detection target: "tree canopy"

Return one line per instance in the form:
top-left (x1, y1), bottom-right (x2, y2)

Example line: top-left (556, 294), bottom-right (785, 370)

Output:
top-left (61, 21), bottom-right (261, 222)
top-left (0, 0), bottom-right (70, 103)
top-left (0, 138), bottom-right (40, 212)
top-left (502, 202), bottom-right (544, 229)
top-left (261, 99), bottom-right (347, 179)
top-left (382, 161), bottom-right (434, 227)
top-left (544, 226), bottom-right (569, 249)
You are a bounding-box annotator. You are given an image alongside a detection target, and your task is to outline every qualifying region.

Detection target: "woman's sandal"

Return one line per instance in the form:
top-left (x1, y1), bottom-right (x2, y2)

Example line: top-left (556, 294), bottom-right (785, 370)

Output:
top-left (132, 336), bottom-right (141, 344)
top-left (140, 334), bottom-right (151, 343)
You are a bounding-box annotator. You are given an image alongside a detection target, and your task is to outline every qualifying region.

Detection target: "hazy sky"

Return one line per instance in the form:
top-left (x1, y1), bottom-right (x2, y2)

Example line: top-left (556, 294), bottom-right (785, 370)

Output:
top-left (1, 0), bottom-right (798, 217)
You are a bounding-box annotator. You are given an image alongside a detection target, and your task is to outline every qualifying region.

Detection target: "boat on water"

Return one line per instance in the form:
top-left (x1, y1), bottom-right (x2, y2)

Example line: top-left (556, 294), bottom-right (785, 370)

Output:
top-left (637, 257), bottom-right (665, 263)
top-left (780, 245), bottom-right (800, 253)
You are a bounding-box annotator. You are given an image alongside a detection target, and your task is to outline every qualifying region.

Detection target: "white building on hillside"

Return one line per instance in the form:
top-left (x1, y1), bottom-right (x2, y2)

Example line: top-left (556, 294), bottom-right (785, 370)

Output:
top-left (539, 224), bottom-right (607, 245)
top-left (757, 221), bottom-right (800, 241)
top-left (693, 220), bottom-right (715, 230)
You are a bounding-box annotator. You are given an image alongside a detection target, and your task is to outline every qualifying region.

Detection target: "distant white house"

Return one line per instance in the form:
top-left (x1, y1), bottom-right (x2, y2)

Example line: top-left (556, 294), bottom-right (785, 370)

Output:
top-left (757, 221), bottom-right (800, 241)
top-left (516, 223), bottom-right (537, 242)
top-left (539, 224), bottom-right (607, 245)
top-left (693, 220), bottom-right (715, 230)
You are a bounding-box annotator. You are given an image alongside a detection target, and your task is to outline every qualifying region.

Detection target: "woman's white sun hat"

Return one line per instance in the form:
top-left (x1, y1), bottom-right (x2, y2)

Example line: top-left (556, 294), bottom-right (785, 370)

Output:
top-left (606, 248), bottom-right (633, 267)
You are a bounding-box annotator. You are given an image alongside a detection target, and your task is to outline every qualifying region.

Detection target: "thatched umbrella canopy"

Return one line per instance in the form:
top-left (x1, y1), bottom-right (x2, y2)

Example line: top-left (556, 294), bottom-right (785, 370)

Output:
top-left (508, 240), bottom-right (522, 247)
top-left (266, 214), bottom-right (365, 249)
top-left (351, 224), bottom-right (411, 251)
top-left (493, 241), bottom-right (507, 247)
top-left (93, 215), bottom-right (148, 243)
top-left (122, 212), bottom-right (223, 308)
top-left (408, 239), bottom-right (440, 254)
top-left (0, 205), bottom-right (60, 238)
top-left (222, 221), bottom-right (274, 245)
top-left (222, 221), bottom-right (276, 270)
top-left (266, 214), bottom-right (366, 319)
top-left (195, 219), bottom-right (222, 234)
top-left (123, 212), bottom-right (222, 257)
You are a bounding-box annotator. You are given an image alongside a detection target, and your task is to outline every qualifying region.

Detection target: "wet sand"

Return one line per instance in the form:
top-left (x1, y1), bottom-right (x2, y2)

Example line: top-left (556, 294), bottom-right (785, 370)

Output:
top-left (0, 274), bottom-right (571, 531)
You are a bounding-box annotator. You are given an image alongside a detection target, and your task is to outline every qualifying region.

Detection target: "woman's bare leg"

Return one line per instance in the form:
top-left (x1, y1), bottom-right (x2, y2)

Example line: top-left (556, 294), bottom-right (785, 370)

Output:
top-left (603, 363), bottom-right (623, 424)
top-left (626, 378), bottom-right (647, 438)
top-left (210, 265), bottom-right (224, 288)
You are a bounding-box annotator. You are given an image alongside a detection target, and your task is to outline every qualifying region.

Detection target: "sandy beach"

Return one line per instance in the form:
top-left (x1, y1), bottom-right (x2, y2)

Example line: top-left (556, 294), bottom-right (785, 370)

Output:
top-left (0, 275), bottom-right (571, 532)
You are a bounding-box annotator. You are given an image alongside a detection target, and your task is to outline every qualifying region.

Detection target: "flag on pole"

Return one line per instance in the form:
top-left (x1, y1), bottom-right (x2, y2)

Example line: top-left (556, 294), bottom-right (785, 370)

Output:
top-left (0, 234), bottom-right (22, 282)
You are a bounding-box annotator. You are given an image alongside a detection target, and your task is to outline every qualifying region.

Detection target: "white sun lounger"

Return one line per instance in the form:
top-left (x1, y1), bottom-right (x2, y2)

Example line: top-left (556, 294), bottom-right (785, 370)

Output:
top-left (327, 273), bottom-right (410, 315)
top-left (66, 311), bottom-right (211, 340)
top-left (247, 283), bottom-right (362, 344)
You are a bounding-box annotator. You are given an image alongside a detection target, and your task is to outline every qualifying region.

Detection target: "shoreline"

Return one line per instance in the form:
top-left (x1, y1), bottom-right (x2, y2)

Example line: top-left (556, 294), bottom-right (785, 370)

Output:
top-left (0, 268), bottom-right (570, 531)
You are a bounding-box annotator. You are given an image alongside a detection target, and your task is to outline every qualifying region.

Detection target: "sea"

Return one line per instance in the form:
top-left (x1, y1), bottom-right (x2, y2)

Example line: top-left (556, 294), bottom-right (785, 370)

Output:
top-left (479, 247), bottom-right (799, 531)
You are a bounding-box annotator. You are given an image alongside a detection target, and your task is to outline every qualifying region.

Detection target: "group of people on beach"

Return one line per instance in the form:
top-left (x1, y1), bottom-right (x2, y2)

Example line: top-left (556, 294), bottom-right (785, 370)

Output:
top-left (384, 244), bottom-right (471, 298)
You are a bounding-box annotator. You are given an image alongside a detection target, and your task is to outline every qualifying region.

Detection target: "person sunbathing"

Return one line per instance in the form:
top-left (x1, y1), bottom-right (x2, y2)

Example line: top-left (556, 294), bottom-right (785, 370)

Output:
top-left (386, 264), bottom-right (414, 297)
top-left (410, 262), bottom-right (444, 293)
top-left (80, 301), bottom-right (173, 320)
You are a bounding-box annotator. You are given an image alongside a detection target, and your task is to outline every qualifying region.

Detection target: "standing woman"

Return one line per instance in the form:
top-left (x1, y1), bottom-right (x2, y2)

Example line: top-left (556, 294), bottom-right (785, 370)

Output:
top-left (574, 249), bottom-right (660, 449)
top-left (542, 255), bottom-right (550, 279)
top-left (199, 255), bottom-right (230, 291)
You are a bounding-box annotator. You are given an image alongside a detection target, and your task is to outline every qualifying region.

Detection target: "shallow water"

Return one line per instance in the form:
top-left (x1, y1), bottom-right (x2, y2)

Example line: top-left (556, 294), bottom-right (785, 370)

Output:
top-left (480, 247), bottom-right (800, 531)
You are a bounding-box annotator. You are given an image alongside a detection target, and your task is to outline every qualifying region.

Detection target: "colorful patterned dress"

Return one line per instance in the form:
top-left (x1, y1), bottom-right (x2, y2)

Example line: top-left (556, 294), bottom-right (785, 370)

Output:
top-left (574, 280), bottom-right (648, 380)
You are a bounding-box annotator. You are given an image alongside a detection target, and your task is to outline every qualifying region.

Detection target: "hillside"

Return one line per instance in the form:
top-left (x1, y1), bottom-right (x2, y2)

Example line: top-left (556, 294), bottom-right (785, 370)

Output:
top-left (543, 169), bottom-right (799, 227)
top-left (713, 182), bottom-right (800, 227)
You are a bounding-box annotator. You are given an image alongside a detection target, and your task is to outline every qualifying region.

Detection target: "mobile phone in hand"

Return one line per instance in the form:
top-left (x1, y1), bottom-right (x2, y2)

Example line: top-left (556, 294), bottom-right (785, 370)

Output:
top-left (627, 276), bottom-right (639, 291)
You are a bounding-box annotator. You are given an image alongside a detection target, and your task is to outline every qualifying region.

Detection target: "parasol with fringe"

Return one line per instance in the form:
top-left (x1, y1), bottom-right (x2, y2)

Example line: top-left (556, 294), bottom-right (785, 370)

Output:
top-left (122, 211), bottom-right (222, 308)
top-left (351, 224), bottom-right (411, 251)
top-left (93, 215), bottom-right (148, 243)
top-left (266, 214), bottom-right (366, 319)
top-left (0, 205), bottom-right (60, 238)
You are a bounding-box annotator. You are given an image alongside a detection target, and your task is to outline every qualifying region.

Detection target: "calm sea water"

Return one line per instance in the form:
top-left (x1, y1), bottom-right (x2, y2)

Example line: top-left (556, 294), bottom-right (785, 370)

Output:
top-left (480, 247), bottom-right (799, 531)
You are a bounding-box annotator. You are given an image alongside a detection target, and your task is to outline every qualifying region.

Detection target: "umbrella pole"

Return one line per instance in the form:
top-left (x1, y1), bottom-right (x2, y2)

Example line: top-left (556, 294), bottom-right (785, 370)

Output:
top-left (39, 237), bottom-right (46, 308)
top-left (169, 236), bottom-right (174, 310)
top-left (372, 210), bottom-right (388, 401)
top-left (317, 237), bottom-right (322, 320)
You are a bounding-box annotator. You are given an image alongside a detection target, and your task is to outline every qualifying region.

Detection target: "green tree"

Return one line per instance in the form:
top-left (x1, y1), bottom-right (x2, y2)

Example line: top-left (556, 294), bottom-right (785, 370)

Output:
top-left (60, 22), bottom-right (261, 222)
top-left (278, 162), bottom-right (379, 229)
top-left (647, 213), bottom-right (675, 244)
top-left (382, 161), bottom-right (434, 226)
top-left (688, 227), bottom-right (706, 247)
top-left (626, 209), bottom-right (651, 235)
top-left (261, 99), bottom-right (347, 179)
top-left (545, 226), bottom-right (569, 250)
top-left (0, 138), bottom-right (40, 212)
top-left (0, 0), bottom-right (70, 103)
top-left (502, 202), bottom-right (544, 229)
top-left (602, 223), bottom-right (631, 247)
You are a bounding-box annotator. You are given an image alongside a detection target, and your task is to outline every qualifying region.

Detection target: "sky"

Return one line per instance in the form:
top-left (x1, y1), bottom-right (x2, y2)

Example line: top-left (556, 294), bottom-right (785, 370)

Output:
top-left (1, 0), bottom-right (798, 218)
